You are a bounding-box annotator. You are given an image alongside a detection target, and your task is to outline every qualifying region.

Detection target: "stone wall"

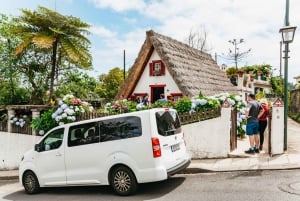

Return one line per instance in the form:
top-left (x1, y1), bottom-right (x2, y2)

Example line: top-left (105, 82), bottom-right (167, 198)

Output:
top-left (290, 89), bottom-right (300, 114)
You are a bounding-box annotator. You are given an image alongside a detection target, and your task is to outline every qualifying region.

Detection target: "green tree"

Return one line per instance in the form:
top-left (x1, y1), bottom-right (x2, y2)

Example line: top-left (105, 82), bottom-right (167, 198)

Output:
top-left (12, 6), bottom-right (92, 100)
top-left (95, 67), bottom-right (125, 101)
top-left (55, 70), bottom-right (97, 100)
top-left (0, 14), bottom-right (32, 105)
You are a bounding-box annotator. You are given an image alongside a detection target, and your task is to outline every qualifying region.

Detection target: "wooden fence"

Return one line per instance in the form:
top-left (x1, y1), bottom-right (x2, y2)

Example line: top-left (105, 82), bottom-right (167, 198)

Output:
top-left (0, 107), bottom-right (221, 135)
top-left (77, 107), bottom-right (221, 125)
top-left (178, 107), bottom-right (221, 125)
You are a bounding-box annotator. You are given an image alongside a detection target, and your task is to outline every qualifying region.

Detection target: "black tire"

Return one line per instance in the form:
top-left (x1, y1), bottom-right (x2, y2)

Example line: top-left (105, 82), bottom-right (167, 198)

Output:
top-left (22, 171), bottom-right (40, 194)
top-left (110, 166), bottom-right (138, 196)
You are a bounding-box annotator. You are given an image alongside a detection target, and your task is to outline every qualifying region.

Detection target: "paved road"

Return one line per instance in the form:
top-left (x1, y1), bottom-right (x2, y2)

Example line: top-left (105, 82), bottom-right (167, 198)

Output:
top-left (1, 170), bottom-right (300, 201)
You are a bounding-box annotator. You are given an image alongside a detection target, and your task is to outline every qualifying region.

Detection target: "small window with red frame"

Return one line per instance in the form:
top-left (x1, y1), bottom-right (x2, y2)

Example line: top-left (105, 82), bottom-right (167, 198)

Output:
top-left (149, 60), bottom-right (165, 76)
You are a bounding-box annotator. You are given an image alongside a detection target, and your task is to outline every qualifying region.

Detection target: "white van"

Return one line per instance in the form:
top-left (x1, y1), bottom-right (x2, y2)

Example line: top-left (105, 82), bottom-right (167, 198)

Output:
top-left (19, 108), bottom-right (191, 195)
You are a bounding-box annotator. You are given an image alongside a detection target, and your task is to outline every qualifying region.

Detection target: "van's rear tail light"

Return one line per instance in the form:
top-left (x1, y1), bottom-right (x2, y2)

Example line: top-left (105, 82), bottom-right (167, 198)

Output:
top-left (152, 137), bottom-right (161, 158)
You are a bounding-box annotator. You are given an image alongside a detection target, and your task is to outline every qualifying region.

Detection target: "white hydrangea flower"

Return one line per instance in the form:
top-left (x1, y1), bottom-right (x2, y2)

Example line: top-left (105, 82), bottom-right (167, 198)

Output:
top-left (199, 99), bottom-right (207, 106)
top-left (61, 104), bottom-right (68, 110)
top-left (58, 100), bottom-right (64, 105)
top-left (191, 102), bottom-right (196, 110)
top-left (234, 95), bottom-right (242, 101)
top-left (89, 106), bottom-right (94, 112)
top-left (61, 113), bottom-right (68, 118)
top-left (136, 103), bottom-right (144, 110)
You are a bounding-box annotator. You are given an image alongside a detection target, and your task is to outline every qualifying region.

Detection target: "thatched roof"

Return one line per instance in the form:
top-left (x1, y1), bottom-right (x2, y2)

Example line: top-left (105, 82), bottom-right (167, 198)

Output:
top-left (116, 30), bottom-right (238, 99)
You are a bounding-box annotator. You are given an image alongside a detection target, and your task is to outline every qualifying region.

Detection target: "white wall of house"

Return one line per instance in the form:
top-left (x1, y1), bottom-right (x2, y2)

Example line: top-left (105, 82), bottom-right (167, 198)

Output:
top-left (182, 108), bottom-right (231, 159)
top-left (0, 132), bottom-right (41, 170)
top-left (133, 50), bottom-right (181, 98)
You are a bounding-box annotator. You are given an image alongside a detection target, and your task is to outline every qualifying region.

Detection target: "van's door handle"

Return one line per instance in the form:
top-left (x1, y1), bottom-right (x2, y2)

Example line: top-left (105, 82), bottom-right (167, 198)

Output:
top-left (56, 152), bottom-right (62, 157)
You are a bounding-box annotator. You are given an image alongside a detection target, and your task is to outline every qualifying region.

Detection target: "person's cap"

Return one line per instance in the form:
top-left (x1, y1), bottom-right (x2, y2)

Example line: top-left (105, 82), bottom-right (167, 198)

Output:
top-left (248, 93), bottom-right (256, 99)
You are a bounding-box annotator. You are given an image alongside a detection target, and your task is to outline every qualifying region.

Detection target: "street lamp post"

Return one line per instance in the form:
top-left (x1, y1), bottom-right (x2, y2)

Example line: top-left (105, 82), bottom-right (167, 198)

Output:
top-left (279, 25), bottom-right (296, 151)
top-left (279, 0), bottom-right (297, 151)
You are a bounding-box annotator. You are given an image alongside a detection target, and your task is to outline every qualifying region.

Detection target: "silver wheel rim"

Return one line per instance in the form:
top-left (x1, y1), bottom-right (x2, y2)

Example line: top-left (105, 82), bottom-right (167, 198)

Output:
top-left (24, 174), bottom-right (35, 192)
top-left (114, 170), bottom-right (131, 193)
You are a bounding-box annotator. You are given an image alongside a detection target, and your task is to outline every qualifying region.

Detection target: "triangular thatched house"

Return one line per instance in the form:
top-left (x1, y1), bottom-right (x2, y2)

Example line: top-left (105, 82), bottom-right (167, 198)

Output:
top-left (116, 30), bottom-right (238, 103)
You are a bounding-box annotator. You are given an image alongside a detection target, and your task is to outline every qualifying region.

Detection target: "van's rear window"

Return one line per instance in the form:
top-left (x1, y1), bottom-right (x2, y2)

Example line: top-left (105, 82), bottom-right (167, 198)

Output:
top-left (155, 111), bottom-right (181, 136)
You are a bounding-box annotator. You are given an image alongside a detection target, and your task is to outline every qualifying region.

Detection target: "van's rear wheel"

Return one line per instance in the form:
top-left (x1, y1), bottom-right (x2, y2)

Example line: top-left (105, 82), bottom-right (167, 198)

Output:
top-left (110, 166), bottom-right (137, 196)
top-left (22, 171), bottom-right (40, 194)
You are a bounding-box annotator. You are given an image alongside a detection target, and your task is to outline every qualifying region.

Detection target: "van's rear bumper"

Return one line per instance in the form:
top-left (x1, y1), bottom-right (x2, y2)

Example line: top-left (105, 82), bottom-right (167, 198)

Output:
top-left (167, 158), bottom-right (191, 176)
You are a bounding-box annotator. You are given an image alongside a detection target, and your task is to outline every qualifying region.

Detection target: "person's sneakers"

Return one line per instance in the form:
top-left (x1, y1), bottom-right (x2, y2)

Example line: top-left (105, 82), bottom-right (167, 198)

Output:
top-left (255, 147), bottom-right (260, 153)
top-left (245, 148), bottom-right (255, 154)
top-left (259, 145), bottom-right (263, 151)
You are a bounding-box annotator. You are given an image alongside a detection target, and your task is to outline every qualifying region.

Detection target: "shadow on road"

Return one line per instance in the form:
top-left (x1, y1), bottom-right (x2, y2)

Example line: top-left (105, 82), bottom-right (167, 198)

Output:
top-left (4, 176), bottom-right (186, 201)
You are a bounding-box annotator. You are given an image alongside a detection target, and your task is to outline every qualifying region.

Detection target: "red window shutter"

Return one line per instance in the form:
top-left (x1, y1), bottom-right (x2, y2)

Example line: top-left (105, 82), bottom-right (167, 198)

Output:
top-left (149, 62), bottom-right (154, 76)
top-left (161, 61), bottom-right (165, 75)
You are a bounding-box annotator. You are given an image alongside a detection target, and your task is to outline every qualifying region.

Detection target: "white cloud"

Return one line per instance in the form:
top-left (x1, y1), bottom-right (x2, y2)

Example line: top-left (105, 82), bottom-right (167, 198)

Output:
top-left (90, 25), bottom-right (117, 38)
top-left (91, 0), bottom-right (146, 12)
top-left (91, 28), bottom-right (146, 74)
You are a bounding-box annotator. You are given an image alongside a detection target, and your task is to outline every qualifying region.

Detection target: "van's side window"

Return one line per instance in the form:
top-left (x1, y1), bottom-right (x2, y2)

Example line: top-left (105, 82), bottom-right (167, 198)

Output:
top-left (40, 128), bottom-right (64, 151)
top-left (100, 116), bottom-right (142, 142)
top-left (68, 122), bottom-right (100, 147)
top-left (156, 111), bottom-right (182, 136)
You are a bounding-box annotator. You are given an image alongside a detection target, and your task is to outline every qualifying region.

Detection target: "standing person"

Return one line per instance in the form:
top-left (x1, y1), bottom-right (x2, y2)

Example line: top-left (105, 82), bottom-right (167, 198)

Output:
top-left (258, 98), bottom-right (269, 151)
top-left (245, 93), bottom-right (261, 154)
top-left (142, 94), bottom-right (150, 106)
top-left (156, 94), bottom-right (167, 102)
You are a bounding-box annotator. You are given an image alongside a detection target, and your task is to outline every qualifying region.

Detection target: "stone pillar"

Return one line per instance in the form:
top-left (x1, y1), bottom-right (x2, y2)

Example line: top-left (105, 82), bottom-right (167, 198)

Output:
top-left (271, 99), bottom-right (284, 155)
top-left (7, 109), bottom-right (15, 133)
top-left (31, 109), bottom-right (41, 136)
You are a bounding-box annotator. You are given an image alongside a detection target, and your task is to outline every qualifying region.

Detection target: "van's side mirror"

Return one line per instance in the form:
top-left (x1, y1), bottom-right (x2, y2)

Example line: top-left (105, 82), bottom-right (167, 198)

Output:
top-left (34, 144), bottom-right (41, 152)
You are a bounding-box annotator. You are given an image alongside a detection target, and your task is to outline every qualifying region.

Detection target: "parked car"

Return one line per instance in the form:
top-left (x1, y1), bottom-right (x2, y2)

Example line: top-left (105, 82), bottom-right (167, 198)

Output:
top-left (19, 108), bottom-right (191, 195)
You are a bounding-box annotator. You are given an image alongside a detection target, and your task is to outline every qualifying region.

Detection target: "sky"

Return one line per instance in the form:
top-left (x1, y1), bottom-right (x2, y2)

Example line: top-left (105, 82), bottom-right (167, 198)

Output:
top-left (0, 0), bottom-right (299, 83)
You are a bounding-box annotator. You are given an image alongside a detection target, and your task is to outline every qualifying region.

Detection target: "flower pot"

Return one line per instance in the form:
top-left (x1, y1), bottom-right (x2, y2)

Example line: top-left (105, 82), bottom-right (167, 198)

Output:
top-left (257, 70), bottom-right (262, 76)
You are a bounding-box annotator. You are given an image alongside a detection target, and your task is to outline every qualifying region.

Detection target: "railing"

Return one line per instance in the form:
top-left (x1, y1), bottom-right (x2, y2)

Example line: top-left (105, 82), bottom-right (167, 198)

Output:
top-left (0, 121), bottom-right (7, 132)
top-left (179, 107), bottom-right (221, 125)
top-left (77, 107), bottom-right (221, 126)
top-left (11, 123), bottom-right (32, 135)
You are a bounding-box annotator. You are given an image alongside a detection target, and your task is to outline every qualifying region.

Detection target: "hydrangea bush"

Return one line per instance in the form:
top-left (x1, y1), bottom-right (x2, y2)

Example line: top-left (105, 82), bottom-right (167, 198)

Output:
top-left (52, 94), bottom-right (93, 125)
top-left (10, 114), bottom-right (28, 128)
top-left (213, 93), bottom-right (247, 137)
top-left (31, 94), bottom-right (93, 135)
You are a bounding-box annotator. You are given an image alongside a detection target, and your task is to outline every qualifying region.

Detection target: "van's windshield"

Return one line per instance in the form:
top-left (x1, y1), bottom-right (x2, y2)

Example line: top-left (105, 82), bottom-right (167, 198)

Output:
top-left (155, 110), bottom-right (182, 136)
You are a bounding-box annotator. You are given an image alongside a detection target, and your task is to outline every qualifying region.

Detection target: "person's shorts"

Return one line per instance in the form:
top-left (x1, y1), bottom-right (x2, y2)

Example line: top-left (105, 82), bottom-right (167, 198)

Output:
top-left (246, 122), bottom-right (259, 135)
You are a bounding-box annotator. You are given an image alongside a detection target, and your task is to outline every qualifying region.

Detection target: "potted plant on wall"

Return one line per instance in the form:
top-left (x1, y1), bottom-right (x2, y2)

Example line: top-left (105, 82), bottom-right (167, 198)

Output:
top-left (226, 67), bottom-right (238, 86)
top-left (237, 69), bottom-right (245, 77)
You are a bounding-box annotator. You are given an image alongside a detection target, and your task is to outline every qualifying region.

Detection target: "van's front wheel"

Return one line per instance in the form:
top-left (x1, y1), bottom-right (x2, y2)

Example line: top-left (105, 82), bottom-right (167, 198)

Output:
top-left (22, 171), bottom-right (40, 194)
top-left (110, 166), bottom-right (137, 196)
